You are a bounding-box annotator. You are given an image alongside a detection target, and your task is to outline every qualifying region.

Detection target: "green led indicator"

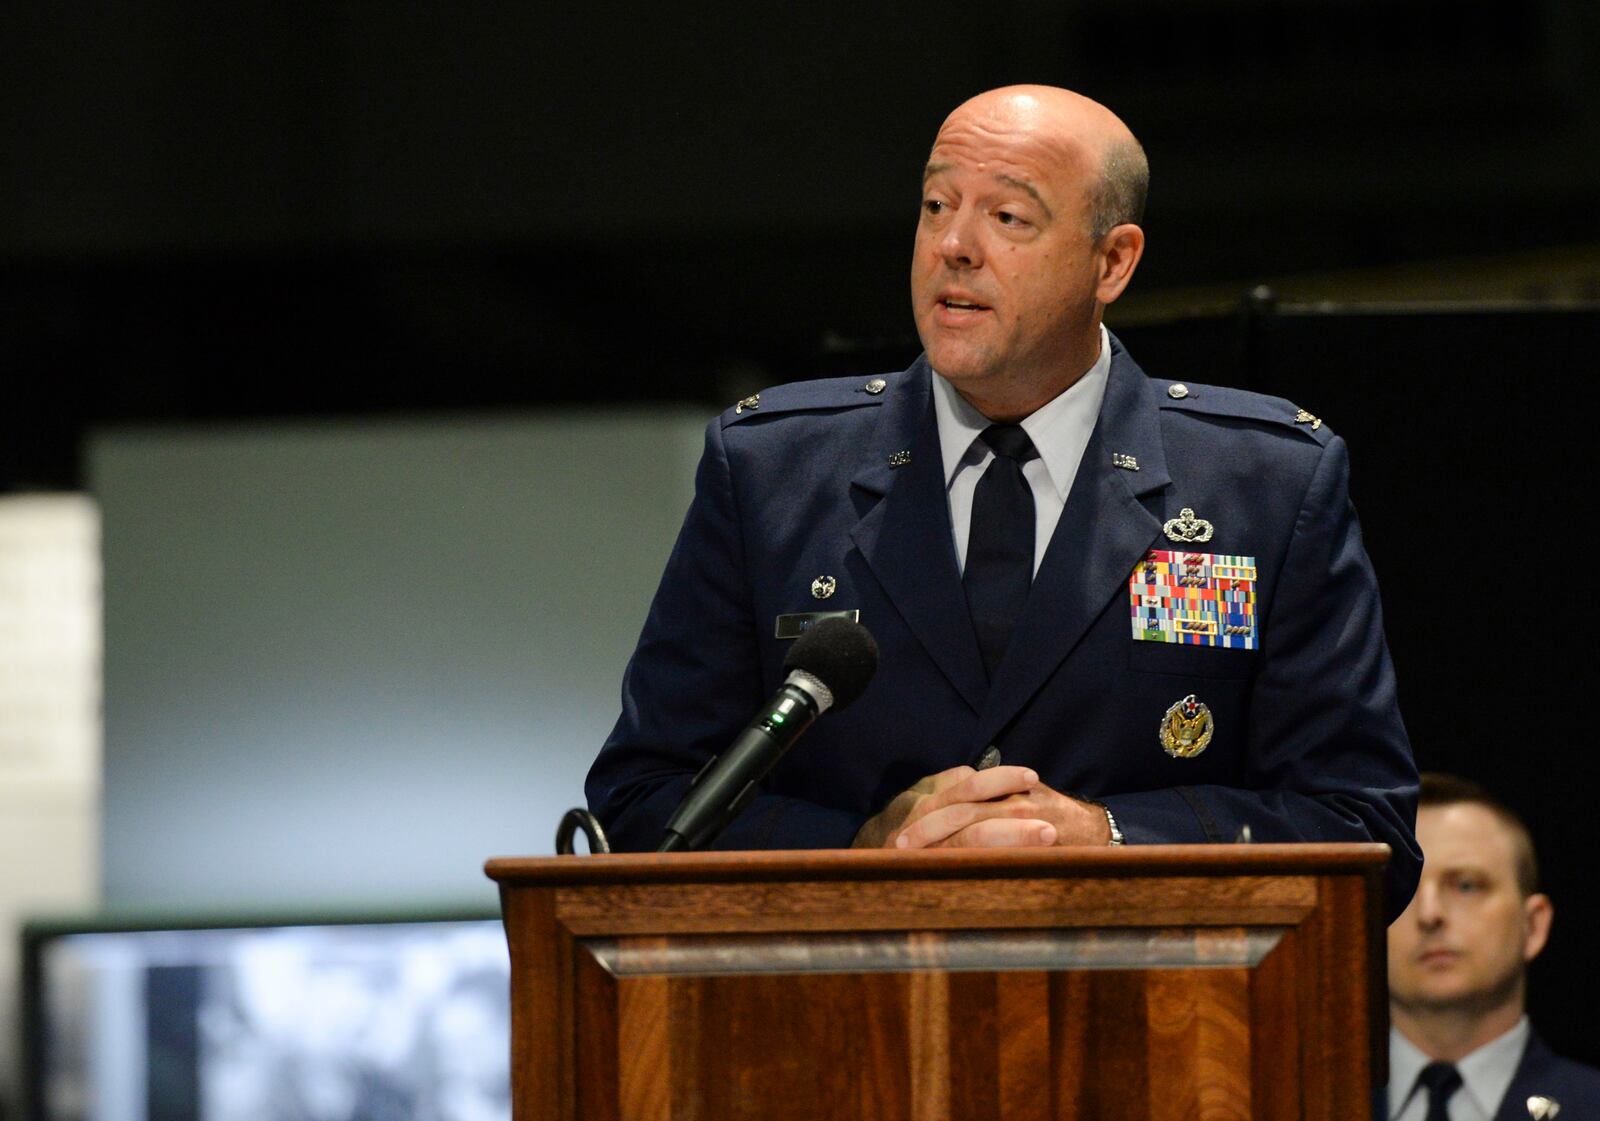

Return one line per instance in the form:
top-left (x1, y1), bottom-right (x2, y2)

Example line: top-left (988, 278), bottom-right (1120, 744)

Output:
top-left (770, 712), bottom-right (786, 724)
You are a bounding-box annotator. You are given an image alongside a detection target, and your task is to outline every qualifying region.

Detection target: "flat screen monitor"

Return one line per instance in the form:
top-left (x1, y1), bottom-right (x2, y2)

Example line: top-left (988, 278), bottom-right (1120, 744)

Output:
top-left (21, 910), bottom-right (509, 1121)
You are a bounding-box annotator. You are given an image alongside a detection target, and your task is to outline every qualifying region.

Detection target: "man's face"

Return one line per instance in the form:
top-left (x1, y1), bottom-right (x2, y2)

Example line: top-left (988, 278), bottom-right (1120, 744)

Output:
top-left (909, 99), bottom-right (1107, 396)
top-left (1387, 803), bottom-right (1550, 1016)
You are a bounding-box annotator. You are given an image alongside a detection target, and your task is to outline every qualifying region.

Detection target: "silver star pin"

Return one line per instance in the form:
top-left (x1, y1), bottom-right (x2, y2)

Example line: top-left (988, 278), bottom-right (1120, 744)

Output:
top-left (1528, 1096), bottom-right (1561, 1120)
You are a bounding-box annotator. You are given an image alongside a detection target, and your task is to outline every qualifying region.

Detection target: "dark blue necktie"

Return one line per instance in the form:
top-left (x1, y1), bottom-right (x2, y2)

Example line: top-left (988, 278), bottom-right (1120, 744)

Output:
top-left (963, 424), bottom-right (1039, 681)
top-left (1416, 1061), bottom-right (1461, 1121)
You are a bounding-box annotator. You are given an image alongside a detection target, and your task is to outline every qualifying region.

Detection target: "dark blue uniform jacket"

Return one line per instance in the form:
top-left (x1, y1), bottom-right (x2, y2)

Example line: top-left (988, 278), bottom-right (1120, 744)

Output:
top-left (1374, 1032), bottom-right (1600, 1119)
top-left (587, 336), bottom-right (1421, 919)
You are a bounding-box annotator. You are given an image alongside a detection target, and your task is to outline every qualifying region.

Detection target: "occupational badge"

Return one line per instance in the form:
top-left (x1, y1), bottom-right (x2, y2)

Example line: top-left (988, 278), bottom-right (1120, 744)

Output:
top-left (810, 575), bottom-right (837, 600)
top-left (1130, 550), bottom-right (1257, 649)
top-left (1160, 694), bottom-right (1214, 759)
top-left (1162, 507), bottom-right (1214, 543)
top-left (1527, 1097), bottom-right (1561, 1120)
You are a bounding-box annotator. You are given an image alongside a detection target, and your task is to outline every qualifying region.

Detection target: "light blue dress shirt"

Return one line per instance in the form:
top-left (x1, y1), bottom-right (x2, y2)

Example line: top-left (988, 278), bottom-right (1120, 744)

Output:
top-left (1388, 1018), bottom-right (1531, 1121)
top-left (933, 323), bottom-right (1112, 577)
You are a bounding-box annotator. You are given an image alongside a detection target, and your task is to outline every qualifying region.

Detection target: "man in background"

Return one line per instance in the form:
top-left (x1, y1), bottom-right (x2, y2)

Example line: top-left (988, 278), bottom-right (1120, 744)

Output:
top-left (1382, 773), bottom-right (1600, 1120)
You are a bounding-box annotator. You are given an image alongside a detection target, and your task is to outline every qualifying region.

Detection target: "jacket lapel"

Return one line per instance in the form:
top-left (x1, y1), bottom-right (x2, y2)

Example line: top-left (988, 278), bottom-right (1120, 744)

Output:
top-left (975, 337), bottom-right (1172, 748)
top-left (849, 359), bottom-right (989, 716)
top-left (1495, 1033), bottom-right (1557, 1121)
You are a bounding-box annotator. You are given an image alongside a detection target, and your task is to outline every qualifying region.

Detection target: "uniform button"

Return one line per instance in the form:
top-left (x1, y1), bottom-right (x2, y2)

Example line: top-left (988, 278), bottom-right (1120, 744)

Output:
top-left (864, 378), bottom-right (887, 395)
top-left (1167, 383), bottom-right (1189, 399)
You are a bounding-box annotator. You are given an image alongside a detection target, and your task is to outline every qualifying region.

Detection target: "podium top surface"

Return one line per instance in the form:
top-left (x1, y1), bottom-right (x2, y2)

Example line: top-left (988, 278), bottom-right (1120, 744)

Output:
top-left (485, 842), bottom-right (1389, 889)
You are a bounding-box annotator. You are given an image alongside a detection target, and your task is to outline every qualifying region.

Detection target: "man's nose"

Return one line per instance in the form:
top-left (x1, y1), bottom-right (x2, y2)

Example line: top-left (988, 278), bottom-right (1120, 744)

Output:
top-left (1413, 881), bottom-right (1446, 928)
top-left (939, 210), bottom-right (983, 270)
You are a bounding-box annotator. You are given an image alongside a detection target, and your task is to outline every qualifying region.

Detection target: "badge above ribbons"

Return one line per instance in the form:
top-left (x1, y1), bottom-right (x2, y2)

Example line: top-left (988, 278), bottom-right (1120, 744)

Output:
top-left (1130, 549), bottom-right (1258, 649)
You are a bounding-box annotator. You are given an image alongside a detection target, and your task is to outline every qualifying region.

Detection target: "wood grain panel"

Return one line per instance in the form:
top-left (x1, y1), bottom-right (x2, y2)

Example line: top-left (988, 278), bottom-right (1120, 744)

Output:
top-left (488, 843), bottom-right (1391, 889)
top-left (996, 971), bottom-right (1052, 1121)
top-left (574, 948), bottom-right (622, 1121)
top-left (946, 971), bottom-right (1000, 1118)
top-left (907, 966), bottom-right (951, 1121)
top-left (652, 972), bottom-right (915, 1121)
top-left (1248, 931), bottom-right (1303, 1121)
top-left (614, 974), bottom-right (669, 1121)
top-left (1048, 970), bottom-right (1095, 1119)
top-left (562, 957), bottom-right (1340, 1119)
top-left (499, 886), bottom-right (571, 1120)
top-left (490, 847), bottom-right (1388, 1120)
top-left (1080, 971), bottom-right (1150, 1113)
top-left (555, 875), bottom-right (1316, 935)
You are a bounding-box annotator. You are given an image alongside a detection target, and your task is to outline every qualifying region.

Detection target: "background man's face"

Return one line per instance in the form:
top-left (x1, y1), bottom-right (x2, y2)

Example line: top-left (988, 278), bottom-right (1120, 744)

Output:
top-left (909, 101), bottom-right (1104, 392)
top-left (1387, 803), bottom-right (1544, 1015)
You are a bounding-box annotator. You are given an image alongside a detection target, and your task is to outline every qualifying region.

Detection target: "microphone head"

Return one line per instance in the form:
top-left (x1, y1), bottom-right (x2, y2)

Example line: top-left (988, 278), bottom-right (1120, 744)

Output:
top-left (782, 618), bottom-right (879, 710)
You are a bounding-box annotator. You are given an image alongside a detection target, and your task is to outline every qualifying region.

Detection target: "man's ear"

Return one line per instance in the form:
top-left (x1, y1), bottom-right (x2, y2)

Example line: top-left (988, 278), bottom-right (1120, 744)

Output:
top-left (1096, 223), bottom-right (1145, 306)
top-left (1523, 892), bottom-right (1553, 963)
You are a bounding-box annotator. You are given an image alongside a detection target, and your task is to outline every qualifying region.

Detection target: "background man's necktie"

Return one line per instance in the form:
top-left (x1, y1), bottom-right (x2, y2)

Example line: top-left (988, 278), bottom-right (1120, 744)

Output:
top-left (1417, 1061), bottom-right (1462, 1121)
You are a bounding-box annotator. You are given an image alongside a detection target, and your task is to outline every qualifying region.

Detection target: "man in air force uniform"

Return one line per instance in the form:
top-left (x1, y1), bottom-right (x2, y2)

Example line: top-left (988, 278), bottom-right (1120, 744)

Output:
top-left (586, 84), bottom-right (1420, 920)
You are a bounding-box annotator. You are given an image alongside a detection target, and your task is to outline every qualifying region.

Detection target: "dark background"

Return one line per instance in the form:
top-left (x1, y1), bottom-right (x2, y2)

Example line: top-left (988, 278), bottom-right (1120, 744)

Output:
top-left (3, 0), bottom-right (1597, 1075)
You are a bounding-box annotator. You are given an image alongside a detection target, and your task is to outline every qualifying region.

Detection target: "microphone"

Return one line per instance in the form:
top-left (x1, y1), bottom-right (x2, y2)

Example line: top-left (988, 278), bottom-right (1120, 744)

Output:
top-left (657, 618), bottom-right (878, 852)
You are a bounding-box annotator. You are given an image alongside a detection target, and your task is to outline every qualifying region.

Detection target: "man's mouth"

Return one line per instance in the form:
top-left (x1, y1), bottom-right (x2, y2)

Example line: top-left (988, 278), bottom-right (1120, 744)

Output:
top-left (939, 297), bottom-right (989, 313)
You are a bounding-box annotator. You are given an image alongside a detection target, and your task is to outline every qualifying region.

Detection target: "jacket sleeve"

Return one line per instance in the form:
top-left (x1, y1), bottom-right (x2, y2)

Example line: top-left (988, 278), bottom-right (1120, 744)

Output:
top-left (584, 418), bottom-right (868, 852)
top-left (1099, 434), bottom-right (1421, 921)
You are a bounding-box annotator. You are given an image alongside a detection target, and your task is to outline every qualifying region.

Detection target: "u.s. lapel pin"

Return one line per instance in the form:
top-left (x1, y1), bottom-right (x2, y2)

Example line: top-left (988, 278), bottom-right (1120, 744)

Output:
top-left (1162, 507), bottom-right (1214, 543)
top-left (1112, 452), bottom-right (1139, 471)
top-left (1528, 1096), bottom-right (1561, 1120)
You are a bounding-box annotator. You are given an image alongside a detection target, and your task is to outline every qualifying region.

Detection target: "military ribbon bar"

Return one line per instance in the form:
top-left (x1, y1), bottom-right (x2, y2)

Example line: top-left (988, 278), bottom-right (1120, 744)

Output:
top-left (1129, 549), bottom-right (1258, 650)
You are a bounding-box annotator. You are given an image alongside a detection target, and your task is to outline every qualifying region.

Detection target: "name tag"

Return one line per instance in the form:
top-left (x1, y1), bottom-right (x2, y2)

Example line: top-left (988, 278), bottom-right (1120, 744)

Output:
top-left (774, 610), bottom-right (860, 640)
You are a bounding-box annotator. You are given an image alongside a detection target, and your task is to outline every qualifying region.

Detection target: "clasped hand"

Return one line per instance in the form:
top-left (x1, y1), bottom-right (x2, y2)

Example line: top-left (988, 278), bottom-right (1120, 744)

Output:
top-left (851, 764), bottom-right (1112, 850)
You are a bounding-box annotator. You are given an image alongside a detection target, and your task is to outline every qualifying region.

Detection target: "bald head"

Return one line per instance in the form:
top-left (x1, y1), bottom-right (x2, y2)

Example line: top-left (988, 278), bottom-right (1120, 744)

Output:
top-left (933, 86), bottom-right (1148, 238)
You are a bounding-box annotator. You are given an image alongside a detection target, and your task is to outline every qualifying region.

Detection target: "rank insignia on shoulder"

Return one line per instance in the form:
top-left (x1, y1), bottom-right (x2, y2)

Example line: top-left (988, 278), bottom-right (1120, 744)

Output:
top-left (1294, 407), bottom-right (1322, 431)
top-left (1160, 694), bottom-right (1213, 758)
top-left (735, 394), bottom-right (760, 414)
top-left (1130, 550), bottom-right (1257, 650)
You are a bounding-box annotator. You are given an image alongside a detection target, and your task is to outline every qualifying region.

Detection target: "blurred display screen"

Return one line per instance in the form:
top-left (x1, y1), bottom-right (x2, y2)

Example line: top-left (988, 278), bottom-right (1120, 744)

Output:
top-left (30, 918), bottom-right (509, 1121)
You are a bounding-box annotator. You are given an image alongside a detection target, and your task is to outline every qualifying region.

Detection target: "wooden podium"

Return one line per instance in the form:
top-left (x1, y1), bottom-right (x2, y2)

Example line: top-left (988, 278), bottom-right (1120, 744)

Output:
top-left (486, 844), bottom-right (1388, 1121)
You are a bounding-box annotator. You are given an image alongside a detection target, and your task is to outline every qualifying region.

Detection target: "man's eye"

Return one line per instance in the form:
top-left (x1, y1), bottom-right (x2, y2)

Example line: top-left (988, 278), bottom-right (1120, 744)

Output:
top-left (997, 211), bottom-right (1027, 226)
top-left (923, 199), bottom-right (945, 216)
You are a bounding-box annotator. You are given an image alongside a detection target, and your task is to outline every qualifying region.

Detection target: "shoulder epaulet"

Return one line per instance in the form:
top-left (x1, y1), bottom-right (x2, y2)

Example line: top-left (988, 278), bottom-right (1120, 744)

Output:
top-left (1155, 379), bottom-right (1334, 446)
top-left (720, 372), bottom-right (897, 426)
